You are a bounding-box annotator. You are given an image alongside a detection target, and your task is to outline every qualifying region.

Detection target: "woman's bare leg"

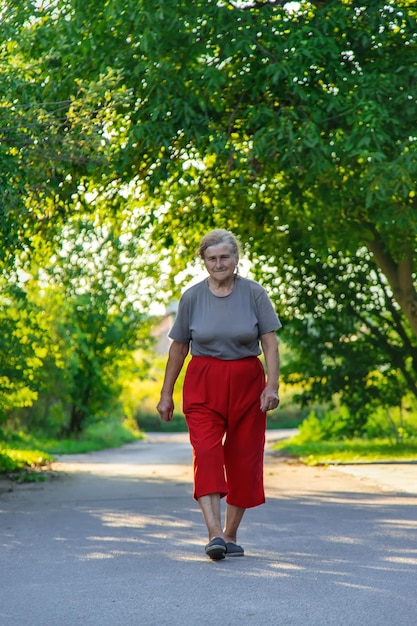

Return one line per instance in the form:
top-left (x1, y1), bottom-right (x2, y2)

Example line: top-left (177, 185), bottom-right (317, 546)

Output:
top-left (224, 503), bottom-right (245, 543)
top-left (198, 494), bottom-right (224, 540)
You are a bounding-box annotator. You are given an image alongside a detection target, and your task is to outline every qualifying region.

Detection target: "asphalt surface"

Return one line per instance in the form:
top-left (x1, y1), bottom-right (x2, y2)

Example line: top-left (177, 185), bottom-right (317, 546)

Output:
top-left (1, 431), bottom-right (417, 626)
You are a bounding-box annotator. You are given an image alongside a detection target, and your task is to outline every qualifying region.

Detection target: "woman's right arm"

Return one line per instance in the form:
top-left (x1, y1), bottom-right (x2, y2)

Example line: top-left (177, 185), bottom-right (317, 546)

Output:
top-left (156, 340), bottom-right (189, 422)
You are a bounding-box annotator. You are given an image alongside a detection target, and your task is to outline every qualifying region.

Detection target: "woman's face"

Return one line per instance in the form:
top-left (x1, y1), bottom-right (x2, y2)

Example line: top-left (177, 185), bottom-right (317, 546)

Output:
top-left (203, 243), bottom-right (238, 282)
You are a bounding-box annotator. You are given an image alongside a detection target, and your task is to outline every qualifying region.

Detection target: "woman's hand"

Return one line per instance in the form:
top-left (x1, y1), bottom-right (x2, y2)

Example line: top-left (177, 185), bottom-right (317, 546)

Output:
top-left (260, 332), bottom-right (280, 413)
top-left (157, 394), bottom-right (174, 422)
top-left (156, 341), bottom-right (189, 422)
top-left (260, 388), bottom-right (280, 413)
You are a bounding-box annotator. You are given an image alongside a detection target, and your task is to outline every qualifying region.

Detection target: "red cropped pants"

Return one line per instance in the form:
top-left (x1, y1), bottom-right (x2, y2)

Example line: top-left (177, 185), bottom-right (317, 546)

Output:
top-left (183, 356), bottom-right (267, 509)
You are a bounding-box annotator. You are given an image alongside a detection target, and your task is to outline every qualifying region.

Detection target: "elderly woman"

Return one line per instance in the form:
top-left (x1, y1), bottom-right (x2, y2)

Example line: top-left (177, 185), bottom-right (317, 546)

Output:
top-left (157, 229), bottom-right (281, 560)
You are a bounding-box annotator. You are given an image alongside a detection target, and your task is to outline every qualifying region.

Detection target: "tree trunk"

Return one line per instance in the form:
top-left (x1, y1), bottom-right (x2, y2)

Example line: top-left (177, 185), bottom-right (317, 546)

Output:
top-left (68, 386), bottom-right (91, 434)
top-left (366, 238), bottom-right (417, 339)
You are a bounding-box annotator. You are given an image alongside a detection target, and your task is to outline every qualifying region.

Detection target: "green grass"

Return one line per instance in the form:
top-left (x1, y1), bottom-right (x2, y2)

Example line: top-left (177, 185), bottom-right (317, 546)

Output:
top-left (274, 436), bottom-right (417, 466)
top-left (0, 448), bottom-right (54, 471)
top-left (42, 418), bottom-right (144, 455)
top-left (4, 415), bottom-right (417, 477)
top-left (0, 418), bottom-right (144, 475)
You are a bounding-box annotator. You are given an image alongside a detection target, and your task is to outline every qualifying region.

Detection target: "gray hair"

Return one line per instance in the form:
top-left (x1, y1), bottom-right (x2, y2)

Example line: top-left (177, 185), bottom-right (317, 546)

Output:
top-left (198, 229), bottom-right (241, 260)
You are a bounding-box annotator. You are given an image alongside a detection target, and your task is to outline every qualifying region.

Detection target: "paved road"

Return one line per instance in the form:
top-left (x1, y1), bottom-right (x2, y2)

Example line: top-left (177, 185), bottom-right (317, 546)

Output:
top-left (1, 431), bottom-right (417, 626)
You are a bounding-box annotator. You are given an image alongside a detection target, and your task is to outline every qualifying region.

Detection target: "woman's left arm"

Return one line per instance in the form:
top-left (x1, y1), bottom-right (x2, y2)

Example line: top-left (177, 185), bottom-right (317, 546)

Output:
top-left (260, 331), bottom-right (280, 412)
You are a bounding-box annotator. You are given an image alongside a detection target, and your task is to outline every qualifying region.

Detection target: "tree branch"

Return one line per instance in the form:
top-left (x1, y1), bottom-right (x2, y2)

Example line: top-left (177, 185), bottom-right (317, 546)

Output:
top-left (365, 232), bottom-right (417, 337)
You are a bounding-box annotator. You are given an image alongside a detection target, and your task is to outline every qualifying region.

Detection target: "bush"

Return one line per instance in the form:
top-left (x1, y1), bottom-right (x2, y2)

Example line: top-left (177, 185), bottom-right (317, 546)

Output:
top-left (42, 417), bottom-right (144, 454)
top-left (0, 451), bottom-right (18, 473)
top-left (293, 396), bottom-right (417, 445)
top-left (0, 448), bottom-right (54, 473)
top-left (295, 406), bottom-right (354, 442)
top-left (364, 401), bottom-right (417, 444)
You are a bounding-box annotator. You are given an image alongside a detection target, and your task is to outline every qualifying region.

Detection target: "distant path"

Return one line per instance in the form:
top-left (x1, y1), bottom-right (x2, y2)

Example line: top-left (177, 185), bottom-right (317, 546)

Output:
top-left (1, 431), bottom-right (417, 626)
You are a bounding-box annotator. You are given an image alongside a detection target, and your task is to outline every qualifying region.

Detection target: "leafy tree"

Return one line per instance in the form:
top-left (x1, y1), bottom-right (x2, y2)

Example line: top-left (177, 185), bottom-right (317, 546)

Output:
top-left (127, 0), bottom-right (417, 335)
top-left (0, 194), bottom-right (157, 436)
top-left (0, 281), bottom-right (52, 421)
top-left (4, 1), bottom-right (416, 324)
top-left (275, 246), bottom-right (417, 434)
top-left (32, 214), bottom-right (155, 435)
top-left (1, 0), bottom-right (417, 430)
top-left (0, 2), bottom-right (155, 433)
top-left (0, 1), bottom-right (128, 268)
top-left (0, 278), bottom-right (72, 435)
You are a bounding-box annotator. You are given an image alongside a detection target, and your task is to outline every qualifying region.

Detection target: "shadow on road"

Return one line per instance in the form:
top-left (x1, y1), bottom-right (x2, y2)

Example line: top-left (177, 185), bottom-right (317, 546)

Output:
top-left (1, 436), bottom-right (417, 625)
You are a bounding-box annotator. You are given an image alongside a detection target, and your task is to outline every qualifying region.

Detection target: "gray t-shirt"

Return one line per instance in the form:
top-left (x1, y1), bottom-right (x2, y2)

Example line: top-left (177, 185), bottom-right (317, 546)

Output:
top-left (169, 276), bottom-right (281, 360)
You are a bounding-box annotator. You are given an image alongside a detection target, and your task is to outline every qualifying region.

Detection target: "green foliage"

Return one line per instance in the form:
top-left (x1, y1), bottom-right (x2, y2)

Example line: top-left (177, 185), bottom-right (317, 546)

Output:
top-left (277, 247), bottom-right (417, 428)
top-left (0, 447), bottom-right (54, 474)
top-left (0, 279), bottom-right (59, 421)
top-left (0, 417), bottom-right (142, 474)
top-left (266, 406), bottom-right (309, 431)
top-left (1, 0), bottom-right (417, 443)
top-left (3, 1), bottom-right (416, 286)
top-left (293, 408), bottom-right (354, 443)
top-left (363, 402), bottom-right (417, 445)
top-left (294, 396), bottom-right (417, 444)
top-left (0, 451), bottom-right (20, 474)
top-left (124, 351), bottom-right (189, 432)
top-left (274, 437), bottom-right (417, 466)
top-left (135, 410), bottom-right (188, 433)
top-left (40, 417), bottom-right (144, 455)
top-left (0, 205), bottom-right (158, 436)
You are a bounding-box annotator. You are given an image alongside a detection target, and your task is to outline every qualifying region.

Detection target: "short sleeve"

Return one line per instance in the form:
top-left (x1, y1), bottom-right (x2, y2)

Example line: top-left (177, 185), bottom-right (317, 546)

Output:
top-left (168, 294), bottom-right (192, 344)
top-left (252, 284), bottom-right (282, 335)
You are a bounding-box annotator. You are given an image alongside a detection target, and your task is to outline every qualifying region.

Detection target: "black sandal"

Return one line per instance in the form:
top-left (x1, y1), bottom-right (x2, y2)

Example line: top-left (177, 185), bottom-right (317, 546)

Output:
top-left (205, 537), bottom-right (227, 560)
top-left (226, 542), bottom-right (244, 557)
